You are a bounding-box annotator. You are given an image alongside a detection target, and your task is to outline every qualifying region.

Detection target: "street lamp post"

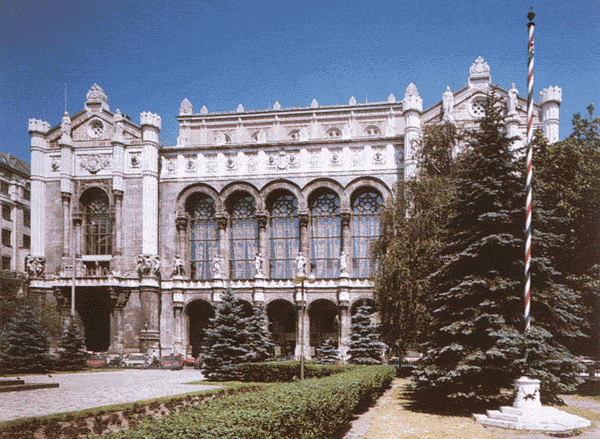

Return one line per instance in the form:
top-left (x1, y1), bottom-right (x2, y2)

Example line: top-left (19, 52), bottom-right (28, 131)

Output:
top-left (294, 263), bottom-right (315, 381)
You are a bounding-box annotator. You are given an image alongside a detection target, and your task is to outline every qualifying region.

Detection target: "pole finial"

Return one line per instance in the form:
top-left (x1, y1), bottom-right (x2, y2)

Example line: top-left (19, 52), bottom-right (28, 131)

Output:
top-left (527, 7), bottom-right (535, 22)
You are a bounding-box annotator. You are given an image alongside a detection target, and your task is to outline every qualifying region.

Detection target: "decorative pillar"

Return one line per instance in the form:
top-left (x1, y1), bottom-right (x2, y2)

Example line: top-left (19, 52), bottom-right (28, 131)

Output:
top-left (339, 301), bottom-right (350, 361)
top-left (28, 118), bottom-right (51, 259)
top-left (216, 214), bottom-right (229, 278)
top-left (61, 192), bottom-right (71, 258)
top-left (340, 211), bottom-right (351, 253)
top-left (112, 190), bottom-right (123, 256)
top-left (73, 211), bottom-right (82, 258)
top-left (402, 83), bottom-right (423, 181)
top-left (540, 86), bottom-right (562, 144)
top-left (294, 298), bottom-right (310, 360)
top-left (175, 214), bottom-right (188, 271)
top-left (140, 111), bottom-right (161, 256)
top-left (173, 286), bottom-right (184, 355)
top-left (257, 213), bottom-right (268, 278)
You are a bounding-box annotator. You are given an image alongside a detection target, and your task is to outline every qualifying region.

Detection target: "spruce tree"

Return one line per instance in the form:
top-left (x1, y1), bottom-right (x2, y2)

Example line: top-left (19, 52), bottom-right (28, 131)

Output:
top-left (315, 338), bottom-right (340, 365)
top-left (57, 319), bottom-right (88, 371)
top-left (201, 289), bottom-right (250, 381)
top-left (0, 305), bottom-right (49, 374)
top-left (411, 92), bottom-right (583, 411)
top-left (347, 304), bottom-right (386, 365)
top-left (243, 303), bottom-right (274, 363)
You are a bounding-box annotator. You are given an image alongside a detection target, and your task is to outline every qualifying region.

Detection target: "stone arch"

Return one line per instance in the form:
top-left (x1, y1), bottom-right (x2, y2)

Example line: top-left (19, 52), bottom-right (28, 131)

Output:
top-left (308, 299), bottom-right (339, 349)
top-left (350, 297), bottom-right (376, 315)
top-left (185, 299), bottom-right (215, 358)
top-left (261, 180), bottom-right (306, 212)
top-left (78, 186), bottom-right (111, 207)
top-left (266, 299), bottom-right (296, 357)
top-left (303, 179), bottom-right (349, 212)
top-left (345, 177), bottom-right (392, 205)
top-left (177, 184), bottom-right (223, 215)
top-left (220, 181), bottom-right (264, 213)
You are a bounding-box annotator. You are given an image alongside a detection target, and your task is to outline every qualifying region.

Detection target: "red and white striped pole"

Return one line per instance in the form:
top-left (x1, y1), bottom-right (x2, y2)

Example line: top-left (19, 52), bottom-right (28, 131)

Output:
top-left (524, 7), bottom-right (535, 333)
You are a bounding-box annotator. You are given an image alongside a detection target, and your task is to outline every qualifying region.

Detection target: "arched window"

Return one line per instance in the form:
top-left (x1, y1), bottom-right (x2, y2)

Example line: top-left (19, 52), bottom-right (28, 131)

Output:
top-left (310, 190), bottom-right (341, 278)
top-left (187, 194), bottom-right (218, 280)
top-left (269, 192), bottom-right (299, 279)
top-left (352, 189), bottom-right (383, 278)
top-left (81, 188), bottom-right (112, 255)
top-left (229, 193), bottom-right (258, 279)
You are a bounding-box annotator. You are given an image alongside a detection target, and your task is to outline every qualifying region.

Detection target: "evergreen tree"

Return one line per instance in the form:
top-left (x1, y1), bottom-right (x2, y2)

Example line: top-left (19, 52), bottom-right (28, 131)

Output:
top-left (373, 123), bottom-right (458, 357)
top-left (315, 338), bottom-right (340, 364)
top-left (57, 319), bottom-right (88, 371)
top-left (347, 304), bottom-right (386, 365)
top-left (411, 92), bottom-right (584, 411)
top-left (243, 303), bottom-right (274, 363)
top-left (201, 289), bottom-right (250, 381)
top-left (0, 305), bottom-right (49, 374)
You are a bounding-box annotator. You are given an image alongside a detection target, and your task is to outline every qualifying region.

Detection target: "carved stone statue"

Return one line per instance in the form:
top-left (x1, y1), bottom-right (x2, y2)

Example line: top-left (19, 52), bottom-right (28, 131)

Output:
top-left (296, 252), bottom-right (308, 277)
top-left (212, 256), bottom-right (224, 279)
top-left (25, 255), bottom-right (45, 278)
top-left (442, 86), bottom-right (455, 123)
top-left (137, 254), bottom-right (161, 278)
top-left (508, 83), bottom-right (518, 115)
top-left (254, 252), bottom-right (266, 278)
top-left (339, 251), bottom-right (349, 275)
top-left (61, 111), bottom-right (72, 137)
top-left (172, 255), bottom-right (185, 277)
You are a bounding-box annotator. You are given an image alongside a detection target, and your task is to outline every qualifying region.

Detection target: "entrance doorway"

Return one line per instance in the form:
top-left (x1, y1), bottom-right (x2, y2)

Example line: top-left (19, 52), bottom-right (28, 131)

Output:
top-left (76, 288), bottom-right (111, 352)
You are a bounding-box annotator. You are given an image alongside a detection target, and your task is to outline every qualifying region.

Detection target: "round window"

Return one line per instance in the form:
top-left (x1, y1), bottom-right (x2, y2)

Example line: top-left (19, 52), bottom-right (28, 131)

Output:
top-left (88, 120), bottom-right (104, 138)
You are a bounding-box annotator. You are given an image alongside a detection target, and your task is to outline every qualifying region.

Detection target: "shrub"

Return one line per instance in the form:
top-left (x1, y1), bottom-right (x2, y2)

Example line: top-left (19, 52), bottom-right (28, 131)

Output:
top-left (238, 360), bottom-right (353, 382)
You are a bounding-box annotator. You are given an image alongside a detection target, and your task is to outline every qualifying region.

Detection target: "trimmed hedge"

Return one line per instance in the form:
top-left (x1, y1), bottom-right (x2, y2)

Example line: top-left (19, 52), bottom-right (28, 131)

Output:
top-left (238, 360), bottom-right (354, 382)
top-left (100, 365), bottom-right (395, 439)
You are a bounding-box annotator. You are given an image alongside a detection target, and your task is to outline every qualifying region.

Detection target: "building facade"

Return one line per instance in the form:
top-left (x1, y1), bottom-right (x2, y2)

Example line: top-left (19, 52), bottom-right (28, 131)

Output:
top-left (0, 152), bottom-right (30, 296)
top-left (26, 57), bottom-right (562, 358)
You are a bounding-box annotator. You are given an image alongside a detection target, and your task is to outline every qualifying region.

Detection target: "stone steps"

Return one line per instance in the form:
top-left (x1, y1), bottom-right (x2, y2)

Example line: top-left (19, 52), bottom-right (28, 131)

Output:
top-left (474, 406), bottom-right (592, 433)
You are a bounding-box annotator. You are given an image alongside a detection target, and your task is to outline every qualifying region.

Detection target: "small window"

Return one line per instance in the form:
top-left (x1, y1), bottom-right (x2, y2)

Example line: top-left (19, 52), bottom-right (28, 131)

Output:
top-left (2, 229), bottom-right (11, 247)
top-left (23, 209), bottom-right (30, 228)
top-left (23, 234), bottom-right (30, 249)
top-left (2, 203), bottom-right (11, 221)
top-left (1, 256), bottom-right (10, 270)
top-left (0, 181), bottom-right (8, 195)
top-left (23, 187), bottom-right (30, 201)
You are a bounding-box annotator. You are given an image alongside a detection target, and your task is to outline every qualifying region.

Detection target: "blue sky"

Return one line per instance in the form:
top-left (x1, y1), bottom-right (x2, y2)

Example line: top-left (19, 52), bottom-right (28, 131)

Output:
top-left (1, 0), bottom-right (598, 162)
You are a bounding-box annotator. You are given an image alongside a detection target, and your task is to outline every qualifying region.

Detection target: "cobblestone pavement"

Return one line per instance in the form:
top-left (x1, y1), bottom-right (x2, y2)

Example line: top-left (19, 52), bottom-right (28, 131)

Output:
top-left (0, 369), bottom-right (218, 422)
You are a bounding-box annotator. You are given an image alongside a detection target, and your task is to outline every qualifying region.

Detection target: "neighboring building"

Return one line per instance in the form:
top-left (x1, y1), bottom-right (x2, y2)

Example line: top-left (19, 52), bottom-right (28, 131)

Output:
top-left (0, 152), bottom-right (30, 296)
top-left (26, 57), bottom-right (561, 358)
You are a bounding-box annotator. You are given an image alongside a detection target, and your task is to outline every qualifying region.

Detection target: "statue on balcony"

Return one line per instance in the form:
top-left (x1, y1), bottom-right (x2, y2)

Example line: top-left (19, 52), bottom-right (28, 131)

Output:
top-left (172, 255), bottom-right (186, 277)
top-left (137, 254), bottom-right (161, 278)
top-left (254, 252), bottom-right (266, 278)
top-left (296, 252), bottom-right (308, 277)
top-left (212, 256), bottom-right (224, 279)
top-left (339, 251), bottom-right (349, 275)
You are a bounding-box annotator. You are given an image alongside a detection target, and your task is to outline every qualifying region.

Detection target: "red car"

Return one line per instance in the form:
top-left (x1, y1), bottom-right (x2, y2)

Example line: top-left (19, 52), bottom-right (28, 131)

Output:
top-left (161, 355), bottom-right (183, 370)
top-left (87, 354), bottom-right (107, 368)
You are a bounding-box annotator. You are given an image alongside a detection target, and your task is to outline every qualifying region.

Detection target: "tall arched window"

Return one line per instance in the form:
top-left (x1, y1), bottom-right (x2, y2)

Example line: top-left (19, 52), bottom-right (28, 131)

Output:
top-left (269, 192), bottom-right (299, 279)
top-left (229, 193), bottom-right (258, 279)
top-left (352, 189), bottom-right (383, 278)
top-left (81, 188), bottom-right (112, 255)
top-left (310, 190), bottom-right (341, 278)
top-left (187, 193), bottom-right (218, 280)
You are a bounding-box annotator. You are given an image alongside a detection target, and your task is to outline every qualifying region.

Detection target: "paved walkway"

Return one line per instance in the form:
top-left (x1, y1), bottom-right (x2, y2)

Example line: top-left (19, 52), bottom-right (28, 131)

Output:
top-left (0, 369), bottom-right (218, 422)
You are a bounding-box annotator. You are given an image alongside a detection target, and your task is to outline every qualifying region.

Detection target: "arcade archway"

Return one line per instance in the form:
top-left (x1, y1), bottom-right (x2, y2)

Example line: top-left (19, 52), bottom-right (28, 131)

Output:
top-left (267, 299), bottom-right (296, 357)
top-left (309, 299), bottom-right (339, 352)
top-left (186, 300), bottom-right (214, 358)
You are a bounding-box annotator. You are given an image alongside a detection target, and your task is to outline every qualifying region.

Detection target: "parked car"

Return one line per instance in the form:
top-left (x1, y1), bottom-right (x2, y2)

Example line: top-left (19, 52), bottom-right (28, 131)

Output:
top-left (161, 355), bottom-right (183, 370)
top-left (182, 357), bottom-right (197, 368)
top-left (87, 353), bottom-right (107, 368)
top-left (123, 353), bottom-right (149, 368)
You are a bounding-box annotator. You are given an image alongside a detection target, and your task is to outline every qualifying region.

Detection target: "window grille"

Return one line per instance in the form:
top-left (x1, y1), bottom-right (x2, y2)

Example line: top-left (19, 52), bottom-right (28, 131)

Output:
top-left (352, 190), bottom-right (383, 278)
top-left (188, 195), bottom-right (218, 280)
top-left (269, 193), bottom-right (299, 279)
top-left (310, 191), bottom-right (341, 278)
top-left (229, 195), bottom-right (258, 279)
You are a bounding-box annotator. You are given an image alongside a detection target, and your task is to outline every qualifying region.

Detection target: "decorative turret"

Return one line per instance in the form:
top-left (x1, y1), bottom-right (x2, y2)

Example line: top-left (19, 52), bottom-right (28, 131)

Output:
top-left (85, 84), bottom-right (109, 112)
top-left (28, 118), bottom-right (50, 136)
top-left (402, 83), bottom-right (422, 181)
top-left (540, 86), bottom-right (562, 143)
top-left (468, 56), bottom-right (491, 89)
top-left (140, 111), bottom-right (161, 143)
top-left (179, 98), bottom-right (193, 116)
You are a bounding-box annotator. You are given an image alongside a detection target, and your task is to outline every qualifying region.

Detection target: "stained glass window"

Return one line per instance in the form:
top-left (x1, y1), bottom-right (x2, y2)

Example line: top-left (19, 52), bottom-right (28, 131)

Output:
top-left (269, 193), bottom-right (299, 279)
top-left (229, 194), bottom-right (258, 279)
top-left (310, 191), bottom-right (341, 278)
top-left (188, 194), bottom-right (218, 280)
top-left (82, 189), bottom-right (112, 255)
top-left (352, 190), bottom-right (383, 278)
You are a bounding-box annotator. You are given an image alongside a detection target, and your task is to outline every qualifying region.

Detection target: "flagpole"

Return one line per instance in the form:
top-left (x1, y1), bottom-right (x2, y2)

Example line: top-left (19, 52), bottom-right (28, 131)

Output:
top-left (524, 7), bottom-right (535, 334)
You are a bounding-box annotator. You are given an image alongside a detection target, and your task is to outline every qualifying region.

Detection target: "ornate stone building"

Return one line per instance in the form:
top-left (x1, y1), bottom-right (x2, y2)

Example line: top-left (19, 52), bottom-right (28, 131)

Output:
top-left (26, 57), bottom-right (562, 359)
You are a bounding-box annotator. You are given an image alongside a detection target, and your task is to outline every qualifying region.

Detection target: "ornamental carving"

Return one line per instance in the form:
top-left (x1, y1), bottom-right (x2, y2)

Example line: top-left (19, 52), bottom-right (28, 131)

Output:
top-left (80, 154), bottom-right (110, 174)
top-left (51, 157), bottom-right (60, 173)
top-left (268, 150), bottom-right (296, 171)
top-left (86, 84), bottom-right (108, 102)
top-left (109, 287), bottom-right (131, 309)
top-left (136, 254), bottom-right (161, 278)
top-left (25, 255), bottom-right (45, 278)
top-left (130, 153), bottom-right (141, 169)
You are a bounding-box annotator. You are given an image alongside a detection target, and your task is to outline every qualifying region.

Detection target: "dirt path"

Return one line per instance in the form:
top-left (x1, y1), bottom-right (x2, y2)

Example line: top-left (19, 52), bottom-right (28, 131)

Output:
top-left (344, 379), bottom-right (600, 439)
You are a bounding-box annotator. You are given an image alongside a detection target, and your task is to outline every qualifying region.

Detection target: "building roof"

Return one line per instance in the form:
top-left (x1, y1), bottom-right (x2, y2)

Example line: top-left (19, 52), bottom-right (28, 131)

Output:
top-left (0, 152), bottom-right (31, 176)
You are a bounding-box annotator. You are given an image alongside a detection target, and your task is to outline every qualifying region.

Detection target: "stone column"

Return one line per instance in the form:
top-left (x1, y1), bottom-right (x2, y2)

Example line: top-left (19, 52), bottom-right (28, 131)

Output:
top-left (216, 214), bottom-right (229, 278)
top-left (28, 118), bottom-right (51, 259)
top-left (340, 212), bottom-right (351, 254)
top-left (73, 211), bottom-right (82, 258)
top-left (298, 213), bottom-right (310, 257)
top-left (256, 214), bottom-right (268, 277)
top-left (294, 299), bottom-right (310, 360)
top-left (176, 215), bottom-right (188, 272)
top-left (540, 86), bottom-right (562, 144)
top-left (61, 192), bottom-right (71, 258)
top-left (140, 111), bottom-right (161, 256)
top-left (112, 190), bottom-right (123, 256)
top-left (173, 287), bottom-right (184, 355)
top-left (140, 281), bottom-right (161, 357)
top-left (339, 302), bottom-right (351, 361)
top-left (402, 83), bottom-right (423, 181)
